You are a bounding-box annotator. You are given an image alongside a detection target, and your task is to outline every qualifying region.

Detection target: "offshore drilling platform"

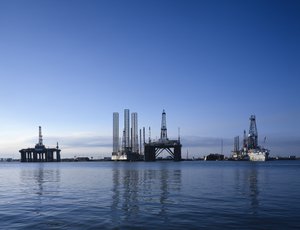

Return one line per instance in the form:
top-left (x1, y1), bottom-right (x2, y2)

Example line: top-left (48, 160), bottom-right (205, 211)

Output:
top-left (19, 126), bottom-right (61, 162)
top-left (112, 109), bottom-right (182, 161)
top-left (112, 109), bottom-right (142, 161)
top-left (232, 115), bottom-right (269, 161)
top-left (144, 110), bottom-right (182, 161)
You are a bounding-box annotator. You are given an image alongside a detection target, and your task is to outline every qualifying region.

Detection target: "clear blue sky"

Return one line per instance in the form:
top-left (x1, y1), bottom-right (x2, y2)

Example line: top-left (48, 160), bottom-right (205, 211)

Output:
top-left (0, 0), bottom-right (299, 158)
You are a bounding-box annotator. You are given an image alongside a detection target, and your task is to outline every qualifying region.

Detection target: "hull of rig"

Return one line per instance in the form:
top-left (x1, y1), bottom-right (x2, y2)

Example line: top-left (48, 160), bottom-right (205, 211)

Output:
top-left (144, 110), bottom-right (182, 161)
top-left (112, 148), bottom-right (142, 161)
top-left (144, 140), bottom-right (182, 161)
top-left (19, 126), bottom-right (61, 162)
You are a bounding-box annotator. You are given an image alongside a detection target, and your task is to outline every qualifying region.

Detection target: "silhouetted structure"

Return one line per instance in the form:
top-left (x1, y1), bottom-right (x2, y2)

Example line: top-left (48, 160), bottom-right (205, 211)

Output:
top-left (144, 110), bottom-right (182, 161)
top-left (204, 153), bottom-right (224, 161)
top-left (19, 126), bottom-right (61, 162)
top-left (248, 115), bottom-right (258, 149)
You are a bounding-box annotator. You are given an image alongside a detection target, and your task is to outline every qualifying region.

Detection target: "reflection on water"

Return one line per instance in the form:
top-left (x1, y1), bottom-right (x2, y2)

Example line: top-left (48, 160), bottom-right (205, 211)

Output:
top-left (111, 163), bottom-right (182, 224)
top-left (248, 166), bottom-right (259, 214)
top-left (20, 163), bottom-right (61, 197)
top-left (235, 164), bottom-right (259, 215)
top-left (17, 164), bottom-right (61, 221)
top-left (1, 161), bottom-right (299, 229)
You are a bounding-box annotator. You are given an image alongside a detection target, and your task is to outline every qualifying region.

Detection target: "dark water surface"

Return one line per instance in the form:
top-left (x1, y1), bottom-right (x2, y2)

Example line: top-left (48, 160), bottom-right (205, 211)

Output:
top-left (0, 161), bottom-right (300, 229)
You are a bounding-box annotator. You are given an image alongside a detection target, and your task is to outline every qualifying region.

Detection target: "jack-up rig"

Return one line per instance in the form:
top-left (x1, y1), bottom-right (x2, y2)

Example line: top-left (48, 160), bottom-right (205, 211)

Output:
top-left (19, 126), bottom-right (61, 162)
top-left (112, 109), bottom-right (142, 161)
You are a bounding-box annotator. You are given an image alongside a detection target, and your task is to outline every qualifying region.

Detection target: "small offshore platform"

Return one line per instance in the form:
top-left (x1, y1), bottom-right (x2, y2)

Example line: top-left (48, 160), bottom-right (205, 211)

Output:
top-left (144, 110), bottom-right (182, 161)
top-left (19, 126), bottom-right (61, 162)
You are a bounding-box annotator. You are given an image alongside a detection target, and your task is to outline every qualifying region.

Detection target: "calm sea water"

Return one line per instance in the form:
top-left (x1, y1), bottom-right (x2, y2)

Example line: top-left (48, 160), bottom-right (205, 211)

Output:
top-left (0, 161), bottom-right (300, 229)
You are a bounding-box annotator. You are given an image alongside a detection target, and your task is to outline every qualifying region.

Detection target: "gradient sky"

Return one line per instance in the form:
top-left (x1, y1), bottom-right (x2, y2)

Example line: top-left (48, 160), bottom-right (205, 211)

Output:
top-left (0, 0), bottom-right (299, 158)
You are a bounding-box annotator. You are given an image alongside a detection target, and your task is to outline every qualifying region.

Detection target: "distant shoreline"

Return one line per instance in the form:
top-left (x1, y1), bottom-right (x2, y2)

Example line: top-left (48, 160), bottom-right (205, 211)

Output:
top-left (1, 157), bottom-right (299, 163)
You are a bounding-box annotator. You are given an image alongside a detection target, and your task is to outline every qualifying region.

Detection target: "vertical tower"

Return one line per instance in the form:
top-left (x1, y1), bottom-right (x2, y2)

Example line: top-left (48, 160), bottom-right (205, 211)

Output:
top-left (139, 129), bottom-right (142, 155)
top-left (248, 115), bottom-right (258, 149)
top-left (131, 112), bottom-right (138, 153)
top-left (122, 130), bottom-right (126, 151)
top-left (124, 109), bottom-right (130, 148)
top-left (243, 130), bottom-right (247, 148)
top-left (234, 136), bottom-right (239, 152)
top-left (38, 126), bottom-right (43, 146)
top-left (113, 112), bottom-right (119, 153)
top-left (160, 109), bottom-right (168, 141)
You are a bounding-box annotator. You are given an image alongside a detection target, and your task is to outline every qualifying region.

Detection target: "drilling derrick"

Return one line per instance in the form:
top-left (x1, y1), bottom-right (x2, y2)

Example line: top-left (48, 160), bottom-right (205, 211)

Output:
top-left (248, 115), bottom-right (258, 149)
top-left (39, 126), bottom-right (43, 146)
top-left (160, 110), bottom-right (168, 142)
top-left (36, 126), bottom-right (45, 149)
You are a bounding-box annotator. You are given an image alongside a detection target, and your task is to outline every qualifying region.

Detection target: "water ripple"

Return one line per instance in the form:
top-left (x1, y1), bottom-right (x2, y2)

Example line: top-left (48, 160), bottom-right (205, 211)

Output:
top-left (0, 161), bottom-right (300, 229)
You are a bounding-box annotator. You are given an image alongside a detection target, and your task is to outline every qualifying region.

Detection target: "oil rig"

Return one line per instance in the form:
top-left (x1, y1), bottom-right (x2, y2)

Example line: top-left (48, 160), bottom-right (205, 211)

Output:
top-left (112, 109), bottom-right (182, 161)
top-left (112, 109), bottom-right (142, 161)
top-left (19, 126), bottom-right (61, 162)
top-left (232, 115), bottom-right (269, 161)
top-left (144, 110), bottom-right (182, 161)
